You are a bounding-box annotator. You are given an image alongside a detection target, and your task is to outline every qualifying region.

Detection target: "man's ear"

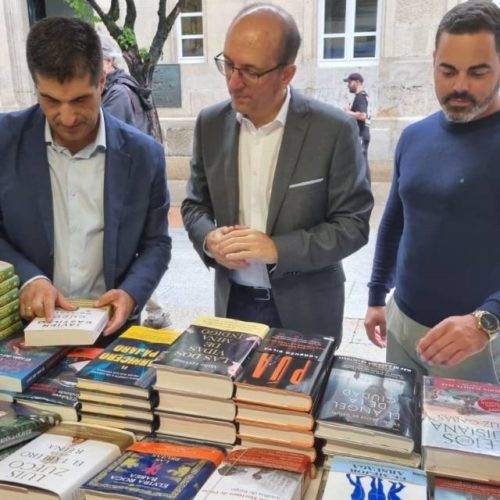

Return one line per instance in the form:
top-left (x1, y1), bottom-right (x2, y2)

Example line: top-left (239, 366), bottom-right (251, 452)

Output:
top-left (98, 71), bottom-right (106, 92)
top-left (281, 64), bottom-right (296, 86)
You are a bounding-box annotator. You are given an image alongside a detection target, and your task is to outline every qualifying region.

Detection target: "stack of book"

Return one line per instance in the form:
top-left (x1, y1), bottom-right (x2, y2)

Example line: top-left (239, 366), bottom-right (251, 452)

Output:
top-left (234, 328), bottom-right (335, 462)
top-left (16, 346), bottom-right (103, 421)
top-left (315, 356), bottom-right (421, 468)
top-left (421, 375), bottom-right (500, 484)
top-left (153, 316), bottom-right (269, 446)
top-left (0, 261), bottom-right (21, 343)
top-left (76, 325), bottom-right (180, 435)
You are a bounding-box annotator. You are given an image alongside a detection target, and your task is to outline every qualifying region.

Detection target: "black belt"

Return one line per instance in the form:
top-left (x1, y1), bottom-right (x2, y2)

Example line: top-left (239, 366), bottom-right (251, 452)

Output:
top-left (230, 282), bottom-right (272, 301)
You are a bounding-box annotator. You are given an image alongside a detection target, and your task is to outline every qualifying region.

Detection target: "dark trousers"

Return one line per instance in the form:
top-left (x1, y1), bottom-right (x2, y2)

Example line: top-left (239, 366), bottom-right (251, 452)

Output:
top-left (227, 283), bottom-right (282, 328)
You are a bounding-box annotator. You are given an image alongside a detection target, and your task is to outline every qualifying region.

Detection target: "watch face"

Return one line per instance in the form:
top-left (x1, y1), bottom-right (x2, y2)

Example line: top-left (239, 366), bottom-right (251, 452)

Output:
top-left (480, 312), bottom-right (500, 333)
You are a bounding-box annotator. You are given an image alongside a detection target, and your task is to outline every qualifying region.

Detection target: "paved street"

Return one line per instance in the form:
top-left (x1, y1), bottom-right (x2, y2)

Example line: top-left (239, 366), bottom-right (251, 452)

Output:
top-left (156, 181), bottom-right (390, 362)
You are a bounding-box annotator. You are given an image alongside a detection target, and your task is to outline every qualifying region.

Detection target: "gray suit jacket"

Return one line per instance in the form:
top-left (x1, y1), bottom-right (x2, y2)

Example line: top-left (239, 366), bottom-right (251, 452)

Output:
top-left (181, 88), bottom-right (373, 342)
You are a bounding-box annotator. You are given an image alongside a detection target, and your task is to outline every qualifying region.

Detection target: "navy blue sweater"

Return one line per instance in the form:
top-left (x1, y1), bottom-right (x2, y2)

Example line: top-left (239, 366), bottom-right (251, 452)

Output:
top-left (368, 110), bottom-right (500, 327)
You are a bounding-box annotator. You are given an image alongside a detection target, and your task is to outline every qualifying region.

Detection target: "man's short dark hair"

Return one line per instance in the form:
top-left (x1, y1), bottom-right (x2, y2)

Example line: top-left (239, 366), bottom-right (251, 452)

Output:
top-left (435, 0), bottom-right (500, 53)
top-left (27, 16), bottom-right (102, 86)
top-left (232, 3), bottom-right (302, 64)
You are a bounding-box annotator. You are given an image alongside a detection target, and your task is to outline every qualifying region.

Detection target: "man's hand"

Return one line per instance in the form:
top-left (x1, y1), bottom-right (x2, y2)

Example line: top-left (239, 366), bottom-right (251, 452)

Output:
top-left (417, 314), bottom-right (489, 367)
top-left (205, 226), bottom-right (250, 270)
top-left (95, 289), bottom-right (136, 336)
top-left (364, 306), bottom-right (388, 348)
top-left (19, 278), bottom-right (76, 322)
top-left (217, 228), bottom-right (278, 265)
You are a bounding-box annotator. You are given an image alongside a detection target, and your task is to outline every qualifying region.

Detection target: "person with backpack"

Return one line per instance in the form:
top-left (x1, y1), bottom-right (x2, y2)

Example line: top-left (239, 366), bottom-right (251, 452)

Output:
top-left (99, 31), bottom-right (171, 329)
top-left (344, 72), bottom-right (370, 171)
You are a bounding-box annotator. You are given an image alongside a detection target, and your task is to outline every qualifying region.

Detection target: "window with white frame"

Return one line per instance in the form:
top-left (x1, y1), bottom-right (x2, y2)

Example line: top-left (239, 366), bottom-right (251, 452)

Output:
top-left (321, 0), bottom-right (380, 61)
top-left (178, 0), bottom-right (204, 60)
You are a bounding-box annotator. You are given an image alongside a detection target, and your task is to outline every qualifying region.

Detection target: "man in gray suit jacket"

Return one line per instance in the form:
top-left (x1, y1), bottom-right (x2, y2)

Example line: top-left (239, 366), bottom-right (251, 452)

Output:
top-left (182, 4), bottom-right (372, 344)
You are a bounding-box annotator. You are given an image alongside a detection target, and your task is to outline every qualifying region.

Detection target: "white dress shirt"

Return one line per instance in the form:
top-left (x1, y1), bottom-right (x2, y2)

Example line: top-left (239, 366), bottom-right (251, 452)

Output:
top-left (231, 88), bottom-right (291, 288)
top-left (44, 110), bottom-right (107, 299)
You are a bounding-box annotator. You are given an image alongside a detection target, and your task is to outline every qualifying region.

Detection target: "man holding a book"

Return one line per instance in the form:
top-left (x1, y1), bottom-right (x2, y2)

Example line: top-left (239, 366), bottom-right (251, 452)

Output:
top-left (364, 0), bottom-right (500, 383)
top-left (182, 3), bottom-right (373, 344)
top-left (0, 17), bottom-right (171, 342)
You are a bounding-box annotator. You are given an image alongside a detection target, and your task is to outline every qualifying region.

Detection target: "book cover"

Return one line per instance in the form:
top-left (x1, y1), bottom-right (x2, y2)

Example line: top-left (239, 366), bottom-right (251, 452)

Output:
top-left (0, 422), bottom-right (135, 500)
top-left (322, 456), bottom-right (427, 499)
top-left (0, 331), bottom-right (68, 392)
top-left (434, 476), bottom-right (500, 499)
top-left (194, 448), bottom-right (310, 500)
top-left (0, 275), bottom-right (20, 296)
top-left (155, 316), bottom-right (269, 380)
top-left (0, 288), bottom-right (19, 309)
top-left (317, 356), bottom-right (418, 442)
top-left (0, 262), bottom-right (14, 282)
top-left (81, 437), bottom-right (225, 499)
top-left (77, 326), bottom-right (180, 396)
top-left (422, 376), bottom-right (500, 456)
top-left (235, 329), bottom-right (335, 411)
top-left (17, 347), bottom-right (103, 413)
top-left (24, 307), bottom-right (109, 347)
top-left (0, 401), bottom-right (61, 451)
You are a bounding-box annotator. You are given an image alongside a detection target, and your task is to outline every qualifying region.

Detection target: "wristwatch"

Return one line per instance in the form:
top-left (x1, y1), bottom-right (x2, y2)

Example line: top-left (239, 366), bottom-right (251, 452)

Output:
top-left (472, 310), bottom-right (500, 341)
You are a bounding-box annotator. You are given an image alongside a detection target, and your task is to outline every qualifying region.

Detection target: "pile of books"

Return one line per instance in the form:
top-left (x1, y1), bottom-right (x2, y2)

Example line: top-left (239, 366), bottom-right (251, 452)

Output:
top-left (153, 316), bottom-right (269, 446)
top-left (0, 261), bottom-right (21, 345)
top-left (314, 356), bottom-right (422, 468)
top-left (76, 325), bottom-right (180, 435)
top-left (234, 328), bottom-right (335, 462)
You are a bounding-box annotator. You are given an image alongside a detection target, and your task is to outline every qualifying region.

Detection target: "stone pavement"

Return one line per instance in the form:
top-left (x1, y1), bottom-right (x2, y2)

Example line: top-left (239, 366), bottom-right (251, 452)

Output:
top-left (157, 181), bottom-right (390, 363)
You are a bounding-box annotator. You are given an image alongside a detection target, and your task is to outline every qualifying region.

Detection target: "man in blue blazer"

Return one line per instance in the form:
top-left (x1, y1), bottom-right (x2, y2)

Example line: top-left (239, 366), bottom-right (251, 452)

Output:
top-left (0, 17), bottom-right (171, 339)
top-left (182, 4), bottom-right (373, 344)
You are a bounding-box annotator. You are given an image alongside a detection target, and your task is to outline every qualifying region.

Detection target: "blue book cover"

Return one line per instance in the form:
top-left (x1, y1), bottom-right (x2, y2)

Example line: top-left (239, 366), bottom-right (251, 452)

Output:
top-left (323, 456), bottom-right (427, 499)
top-left (77, 326), bottom-right (180, 397)
top-left (0, 331), bottom-right (68, 392)
top-left (81, 438), bottom-right (224, 499)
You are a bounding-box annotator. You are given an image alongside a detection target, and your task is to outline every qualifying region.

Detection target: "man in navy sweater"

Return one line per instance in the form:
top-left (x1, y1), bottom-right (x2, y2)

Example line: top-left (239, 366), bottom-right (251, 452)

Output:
top-left (364, 0), bottom-right (500, 383)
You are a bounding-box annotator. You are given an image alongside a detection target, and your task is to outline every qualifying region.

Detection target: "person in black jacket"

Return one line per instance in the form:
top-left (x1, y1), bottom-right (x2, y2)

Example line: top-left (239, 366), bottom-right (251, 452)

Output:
top-left (344, 72), bottom-right (370, 171)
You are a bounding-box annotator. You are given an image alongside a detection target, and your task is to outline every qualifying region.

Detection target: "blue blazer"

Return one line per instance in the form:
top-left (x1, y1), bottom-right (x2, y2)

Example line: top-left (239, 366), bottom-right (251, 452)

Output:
top-left (0, 105), bottom-right (171, 310)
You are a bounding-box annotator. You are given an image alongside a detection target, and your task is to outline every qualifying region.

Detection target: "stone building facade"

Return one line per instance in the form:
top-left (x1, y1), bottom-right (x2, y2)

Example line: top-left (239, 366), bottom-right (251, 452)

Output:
top-left (0, 0), bottom-right (470, 181)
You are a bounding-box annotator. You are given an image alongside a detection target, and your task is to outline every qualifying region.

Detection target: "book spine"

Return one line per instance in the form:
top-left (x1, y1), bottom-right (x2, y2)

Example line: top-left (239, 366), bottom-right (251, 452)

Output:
top-left (0, 299), bottom-right (20, 321)
top-left (0, 265), bottom-right (14, 282)
top-left (0, 321), bottom-right (23, 341)
top-left (0, 276), bottom-right (20, 296)
top-left (0, 288), bottom-right (18, 309)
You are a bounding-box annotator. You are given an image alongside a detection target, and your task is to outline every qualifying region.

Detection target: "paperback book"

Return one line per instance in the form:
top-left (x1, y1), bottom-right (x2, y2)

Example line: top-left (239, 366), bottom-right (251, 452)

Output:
top-left (194, 448), bottom-right (311, 500)
top-left (0, 401), bottom-right (60, 451)
top-left (0, 299), bottom-right (19, 321)
top-left (433, 476), bottom-right (500, 499)
top-left (0, 331), bottom-right (68, 392)
top-left (16, 347), bottom-right (103, 421)
top-left (421, 376), bottom-right (500, 483)
top-left (322, 456), bottom-right (427, 499)
top-left (315, 356), bottom-right (418, 454)
top-left (77, 326), bottom-right (180, 399)
top-left (24, 307), bottom-right (109, 347)
top-left (0, 287), bottom-right (19, 308)
top-left (0, 422), bottom-right (135, 500)
top-left (81, 437), bottom-right (225, 500)
top-left (235, 328), bottom-right (335, 412)
top-left (0, 275), bottom-right (19, 296)
top-left (154, 316), bottom-right (269, 399)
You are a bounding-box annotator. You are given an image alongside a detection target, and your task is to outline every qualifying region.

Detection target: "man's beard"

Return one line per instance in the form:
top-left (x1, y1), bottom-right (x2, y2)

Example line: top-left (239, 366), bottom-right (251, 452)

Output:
top-left (441, 82), bottom-right (500, 122)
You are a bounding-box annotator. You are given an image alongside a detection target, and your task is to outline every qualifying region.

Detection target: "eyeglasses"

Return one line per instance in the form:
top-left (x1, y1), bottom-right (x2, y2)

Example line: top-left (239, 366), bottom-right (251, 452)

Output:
top-left (214, 52), bottom-right (284, 84)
